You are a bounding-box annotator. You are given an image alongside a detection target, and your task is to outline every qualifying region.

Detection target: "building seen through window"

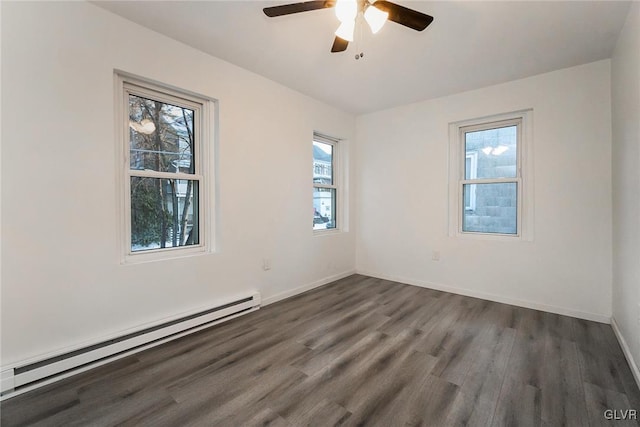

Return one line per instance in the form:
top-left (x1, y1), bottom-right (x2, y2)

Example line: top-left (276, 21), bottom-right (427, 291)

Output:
top-left (313, 137), bottom-right (337, 230)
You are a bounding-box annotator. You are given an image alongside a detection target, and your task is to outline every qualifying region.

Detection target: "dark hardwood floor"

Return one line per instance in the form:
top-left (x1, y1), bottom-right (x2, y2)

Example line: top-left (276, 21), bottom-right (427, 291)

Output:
top-left (2, 275), bottom-right (639, 426)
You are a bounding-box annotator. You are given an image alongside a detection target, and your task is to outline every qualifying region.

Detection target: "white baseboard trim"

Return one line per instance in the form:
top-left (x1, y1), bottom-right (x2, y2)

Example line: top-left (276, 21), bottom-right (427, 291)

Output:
top-left (262, 269), bottom-right (357, 306)
top-left (356, 269), bottom-right (611, 324)
top-left (611, 317), bottom-right (640, 390)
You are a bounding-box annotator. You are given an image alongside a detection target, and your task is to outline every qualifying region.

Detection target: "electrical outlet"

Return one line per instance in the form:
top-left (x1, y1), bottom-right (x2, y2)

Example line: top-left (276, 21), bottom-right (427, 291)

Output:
top-left (262, 258), bottom-right (271, 271)
top-left (432, 251), bottom-right (440, 261)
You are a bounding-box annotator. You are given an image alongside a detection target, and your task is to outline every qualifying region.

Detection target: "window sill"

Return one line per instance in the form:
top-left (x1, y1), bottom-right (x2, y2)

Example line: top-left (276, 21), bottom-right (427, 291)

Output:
top-left (122, 246), bottom-right (212, 265)
top-left (313, 228), bottom-right (342, 237)
top-left (451, 231), bottom-right (531, 242)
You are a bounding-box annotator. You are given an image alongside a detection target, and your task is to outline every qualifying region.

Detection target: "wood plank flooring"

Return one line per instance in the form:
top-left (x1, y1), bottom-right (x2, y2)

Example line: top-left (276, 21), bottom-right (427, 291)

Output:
top-left (2, 275), bottom-right (639, 426)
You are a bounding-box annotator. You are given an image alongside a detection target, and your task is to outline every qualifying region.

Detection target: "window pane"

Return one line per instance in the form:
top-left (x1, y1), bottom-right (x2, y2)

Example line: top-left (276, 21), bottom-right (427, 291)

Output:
top-left (313, 187), bottom-right (336, 230)
top-left (313, 141), bottom-right (333, 185)
top-left (129, 94), bottom-right (195, 174)
top-left (130, 177), bottom-right (199, 251)
top-left (465, 125), bottom-right (517, 179)
top-left (463, 183), bottom-right (517, 234)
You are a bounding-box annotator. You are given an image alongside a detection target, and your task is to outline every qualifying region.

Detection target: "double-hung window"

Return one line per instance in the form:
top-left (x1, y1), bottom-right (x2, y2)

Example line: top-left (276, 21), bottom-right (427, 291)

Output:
top-left (118, 74), bottom-right (213, 261)
top-left (449, 110), bottom-right (533, 239)
top-left (313, 133), bottom-right (339, 231)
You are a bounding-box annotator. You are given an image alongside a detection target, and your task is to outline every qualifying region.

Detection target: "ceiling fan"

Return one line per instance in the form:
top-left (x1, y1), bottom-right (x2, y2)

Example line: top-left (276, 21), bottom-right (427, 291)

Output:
top-left (263, 0), bottom-right (434, 53)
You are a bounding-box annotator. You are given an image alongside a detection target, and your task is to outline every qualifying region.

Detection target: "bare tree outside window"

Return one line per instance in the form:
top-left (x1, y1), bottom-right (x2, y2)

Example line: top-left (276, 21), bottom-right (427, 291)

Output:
top-left (128, 95), bottom-right (200, 251)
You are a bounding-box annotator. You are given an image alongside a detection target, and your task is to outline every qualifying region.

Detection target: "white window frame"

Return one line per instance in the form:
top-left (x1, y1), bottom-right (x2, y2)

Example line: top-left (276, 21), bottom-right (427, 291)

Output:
top-left (313, 132), bottom-right (342, 234)
top-left (464, 151), bottom-right (478, 211)
top-left (115, 72), bottom-right (215, 263)
top-left (448, 110), bottom-right (534, 241)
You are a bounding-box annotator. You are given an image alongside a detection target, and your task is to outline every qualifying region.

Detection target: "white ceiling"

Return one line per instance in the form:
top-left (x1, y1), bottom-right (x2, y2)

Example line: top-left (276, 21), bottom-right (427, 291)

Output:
top-left (94, 1), bottom-right (631, 114)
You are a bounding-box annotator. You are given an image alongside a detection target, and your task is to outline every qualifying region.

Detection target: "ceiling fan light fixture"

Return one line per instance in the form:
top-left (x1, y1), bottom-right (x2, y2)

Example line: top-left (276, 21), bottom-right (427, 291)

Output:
top-left (364, 5), bottom-right (388, 34)
top-left (335, 19), bottom-right (356, 41)
top-left (335, 0), bottom-right (357, 23)
top-left (262, 0), bottom-right (434, 54)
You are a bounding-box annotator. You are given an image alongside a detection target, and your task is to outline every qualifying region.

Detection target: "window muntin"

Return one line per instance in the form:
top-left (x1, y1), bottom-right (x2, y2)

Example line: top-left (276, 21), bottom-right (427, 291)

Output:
top-left (120, 78), bottom-right (210, 259)
top-left (460, 119), bottom-right (521, 236)
top-left (313, 136), bottom-right (338, 231)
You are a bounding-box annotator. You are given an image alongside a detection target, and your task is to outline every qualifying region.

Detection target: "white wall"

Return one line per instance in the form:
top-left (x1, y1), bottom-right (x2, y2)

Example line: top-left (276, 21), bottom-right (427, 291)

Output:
top-left (611, 2), bottom-right (640, 377)
top-left (356, 60), bottom-right (613, 322)
top-left (0, 2), bottom-right (355, 367)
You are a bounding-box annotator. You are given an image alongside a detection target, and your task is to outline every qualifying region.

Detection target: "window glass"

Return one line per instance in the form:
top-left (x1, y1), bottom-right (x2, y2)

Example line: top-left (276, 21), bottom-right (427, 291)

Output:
top-left (465, 125), bottom-right (517, 179)
top-left (130, 178), bottom-right (199, 252)
top-left (313, 187), bottom-right (336, 230)
top-left (129, 95), bottom-right (195, 174)
top-left (312, 136), bottom-right (339, 231)
top-left (462, 183), bottom-right (517, 234)
top-left (313, 141), bottom-right (333, 185)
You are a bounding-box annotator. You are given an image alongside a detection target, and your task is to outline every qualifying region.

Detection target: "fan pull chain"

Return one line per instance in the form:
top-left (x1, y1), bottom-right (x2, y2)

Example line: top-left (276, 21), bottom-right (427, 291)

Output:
top-left (355, 12), bottom-right (364, 60)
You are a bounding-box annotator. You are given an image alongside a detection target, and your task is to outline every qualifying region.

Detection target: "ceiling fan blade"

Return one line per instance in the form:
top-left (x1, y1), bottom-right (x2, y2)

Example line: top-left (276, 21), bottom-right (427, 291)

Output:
top-left (331, 36), bottom-right (349, 52)
top-left (372, 1), bottom-right (433, 31)
top-left (263, 1), bottom-right (335, 17)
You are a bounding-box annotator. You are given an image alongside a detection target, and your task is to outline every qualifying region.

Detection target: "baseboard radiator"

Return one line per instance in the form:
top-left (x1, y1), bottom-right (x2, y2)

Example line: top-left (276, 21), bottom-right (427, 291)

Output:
top-left (1, 292), bottom-right (260, 398)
